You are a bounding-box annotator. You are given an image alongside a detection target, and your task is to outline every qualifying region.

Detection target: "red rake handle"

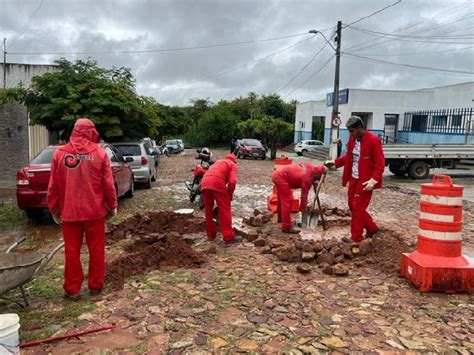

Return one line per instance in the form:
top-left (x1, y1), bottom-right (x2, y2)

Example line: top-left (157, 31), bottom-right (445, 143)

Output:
top-left (432, 174), bottom-right (452, 186)
top-left (20, 324), bottom-right (116, 348)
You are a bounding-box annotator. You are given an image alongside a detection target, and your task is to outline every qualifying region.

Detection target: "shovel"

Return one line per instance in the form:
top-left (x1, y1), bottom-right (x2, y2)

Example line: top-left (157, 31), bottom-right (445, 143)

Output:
top-left (301, 173), bottom-right (327, 230)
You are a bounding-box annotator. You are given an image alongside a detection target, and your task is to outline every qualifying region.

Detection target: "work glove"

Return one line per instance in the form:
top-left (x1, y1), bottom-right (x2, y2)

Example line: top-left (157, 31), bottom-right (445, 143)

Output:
top-left (52, 213), bottom-right (62, 225)
top-left (108, 207), bottom-right (118, 219)
top-left (324, 160), bottom-right (335, 168)
top-left (362, 178), bottom-right (378, 191)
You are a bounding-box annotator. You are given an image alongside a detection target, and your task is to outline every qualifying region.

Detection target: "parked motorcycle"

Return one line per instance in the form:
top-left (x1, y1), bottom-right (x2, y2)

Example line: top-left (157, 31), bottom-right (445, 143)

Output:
top-left (159, 144), bottom-right (170, 157)
top-left (185, 148), bottom-right (213, 209)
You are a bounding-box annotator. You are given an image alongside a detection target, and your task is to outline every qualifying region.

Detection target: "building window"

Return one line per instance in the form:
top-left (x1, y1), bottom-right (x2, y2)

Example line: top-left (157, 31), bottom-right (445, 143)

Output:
top-left (452, 115), bottom-right (462, 127)
top-left (432, 115), bottom-right (447, 127)
top-left (411, 115), bottom-right (428, 132)
top-left (300, 121), bottom-right (305, 129)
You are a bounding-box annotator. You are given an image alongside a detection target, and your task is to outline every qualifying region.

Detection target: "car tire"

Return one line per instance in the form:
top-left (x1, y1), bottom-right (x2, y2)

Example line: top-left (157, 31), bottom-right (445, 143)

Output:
top-left (144, 175), bottom-right (152, 189)
top-left (302, 149), bottom-right (308, 154)
top-left (296, 152), bottom-right (302, 156)
top-left (25, 209), bottom-right (44, 219)
top-left (151, 169), bottom-right (156, 182)
top-left (408, 161), bottom-right (430, 180)
top-left (389, 163), bottom-right (406, 177)
top-left (261, 155), bottom-right (266, 160)
top-left (125, 177), bottom-right (134, 198)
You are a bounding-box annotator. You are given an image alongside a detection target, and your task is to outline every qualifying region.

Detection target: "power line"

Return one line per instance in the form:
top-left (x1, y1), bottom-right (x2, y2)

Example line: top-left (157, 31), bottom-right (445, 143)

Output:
top-left (346, 24), bottom-right (474, 40)
top-left (275, 42), bottom-right (329, 93)
top-left (7, 0), bottom-right (45, 50)
top-left (284, 55), bottom-right (335, 98)
top-left (347, 45), bottom-right (473, 57)
top-left (8, 32), bottom-right (312, 56)
top-left (345, 4), bottom-right (474, 52)
top-left (344, 53), bottom-right (474, 76)
top-left (343, 0), bottom-right (402, 28)
top-left (348, 12), bottom-right (474, 52)
top-left (172, 35), bottom-right (317, 89)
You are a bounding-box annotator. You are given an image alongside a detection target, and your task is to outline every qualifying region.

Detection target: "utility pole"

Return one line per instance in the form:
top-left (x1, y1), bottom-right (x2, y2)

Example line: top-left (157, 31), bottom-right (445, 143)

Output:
top-left (330, 21), bottom-right (342, 160)
top-left (3, 38), bottom-right (6, 89)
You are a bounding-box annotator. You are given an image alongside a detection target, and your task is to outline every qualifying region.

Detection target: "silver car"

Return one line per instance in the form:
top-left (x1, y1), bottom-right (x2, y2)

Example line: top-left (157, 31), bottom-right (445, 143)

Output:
top-left (113, 142), bottom-right (157, 188)
top-left (165, 139), bottom-right (184, 154)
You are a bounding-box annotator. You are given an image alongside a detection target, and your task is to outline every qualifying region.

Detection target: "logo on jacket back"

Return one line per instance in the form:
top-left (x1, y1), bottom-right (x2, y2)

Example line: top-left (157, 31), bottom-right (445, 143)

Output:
top-left (64, 154), bottom-right (94, 169)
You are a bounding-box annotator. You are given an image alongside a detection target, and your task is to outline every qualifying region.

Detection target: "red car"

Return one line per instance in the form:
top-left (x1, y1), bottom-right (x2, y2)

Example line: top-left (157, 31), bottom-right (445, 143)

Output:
top-left (235, 139), bottom-right (267, 160)
top-left (16, 143), bottom-right (134, 219)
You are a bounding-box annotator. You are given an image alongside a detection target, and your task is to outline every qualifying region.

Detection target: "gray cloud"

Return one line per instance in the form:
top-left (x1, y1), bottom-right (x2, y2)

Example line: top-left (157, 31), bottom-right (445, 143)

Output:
top-left (1, 0), bottom-right (473, 105)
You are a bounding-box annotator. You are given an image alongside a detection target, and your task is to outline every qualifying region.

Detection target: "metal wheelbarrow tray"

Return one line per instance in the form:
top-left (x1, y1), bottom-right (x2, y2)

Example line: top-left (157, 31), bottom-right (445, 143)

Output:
top-left (1, 241), bottom-right (64, 306)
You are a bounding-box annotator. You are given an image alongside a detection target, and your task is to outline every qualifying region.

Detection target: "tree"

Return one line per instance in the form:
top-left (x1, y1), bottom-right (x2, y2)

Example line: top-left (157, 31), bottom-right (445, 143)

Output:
top-left (238, 115), bottom-right (293, 160)
top-left (186, 102), bottom-right (241, 147)
top-left (6, 58), bottom-right (154, 141)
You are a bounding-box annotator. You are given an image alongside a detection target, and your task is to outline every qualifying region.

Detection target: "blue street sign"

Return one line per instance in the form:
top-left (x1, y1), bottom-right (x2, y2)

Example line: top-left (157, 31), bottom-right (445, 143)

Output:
top-left (326, 88), bottom-right (349, 106)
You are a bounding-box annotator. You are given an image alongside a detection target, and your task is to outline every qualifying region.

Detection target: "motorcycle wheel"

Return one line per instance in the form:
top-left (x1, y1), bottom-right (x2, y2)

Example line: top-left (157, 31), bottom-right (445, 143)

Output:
top-left (198, 194), bottom-right (205, 210)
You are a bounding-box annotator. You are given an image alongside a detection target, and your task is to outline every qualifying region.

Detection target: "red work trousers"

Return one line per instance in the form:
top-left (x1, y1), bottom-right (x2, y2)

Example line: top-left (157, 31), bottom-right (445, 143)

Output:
top-left (61, 217), bottom-right (105, 295)
top-left (202, 189), bottom-right (235, 242)
top-left (273, 178), bottom-right (293, 231)
top-left (348, 177), bottom-right (378, 242)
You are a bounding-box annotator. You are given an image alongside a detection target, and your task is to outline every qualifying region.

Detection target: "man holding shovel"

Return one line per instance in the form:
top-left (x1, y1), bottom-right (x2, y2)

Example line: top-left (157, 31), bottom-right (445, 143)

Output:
top-left (272, 162), bottom-right (327, 234)
top-left (48, 118), bottom-right (117, 301)
top-left (324, 116), bottom-right (385, 244)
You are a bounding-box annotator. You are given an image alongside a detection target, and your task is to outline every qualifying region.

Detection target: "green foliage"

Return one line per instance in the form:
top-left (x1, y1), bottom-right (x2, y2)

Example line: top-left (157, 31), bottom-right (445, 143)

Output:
top-left (185, 102), bottom-right (241, 147)
top-left (3, 60), bottom-right (297, 148)
top-left (0, 205), bottom-right (27, 232)
top-left (8, 58), bottom-right (157, 141)
top-left (183, 93), bottom-right (296, 149)
top-left (238, 115), bottom-right (293, 159)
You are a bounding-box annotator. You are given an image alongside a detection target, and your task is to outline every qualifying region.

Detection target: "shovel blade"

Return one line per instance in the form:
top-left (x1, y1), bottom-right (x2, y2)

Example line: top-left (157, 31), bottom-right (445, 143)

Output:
top-left (301, 211), bottom-right (320, 229)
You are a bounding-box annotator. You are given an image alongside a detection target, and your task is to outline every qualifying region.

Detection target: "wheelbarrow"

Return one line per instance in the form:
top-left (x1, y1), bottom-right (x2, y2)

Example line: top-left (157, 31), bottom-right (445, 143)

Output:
top-left (1, 237), bottom-right (65, 307)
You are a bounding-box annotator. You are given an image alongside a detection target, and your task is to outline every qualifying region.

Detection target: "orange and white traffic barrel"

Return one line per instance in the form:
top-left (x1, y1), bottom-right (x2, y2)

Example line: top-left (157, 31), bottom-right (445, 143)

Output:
top-left (418, 174), bottom-right (463, 257)
top-left (401, 174), bottom-right (474, 293)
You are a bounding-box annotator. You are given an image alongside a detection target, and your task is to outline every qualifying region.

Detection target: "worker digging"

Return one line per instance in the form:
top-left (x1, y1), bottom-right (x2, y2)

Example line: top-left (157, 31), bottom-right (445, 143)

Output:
top-left (271, 162), bottom-right (327, 234)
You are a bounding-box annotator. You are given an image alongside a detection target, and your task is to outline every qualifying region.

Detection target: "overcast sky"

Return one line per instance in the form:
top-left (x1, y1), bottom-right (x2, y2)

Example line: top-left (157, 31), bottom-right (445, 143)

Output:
top-left (1, 0), bottom-right (473, 105)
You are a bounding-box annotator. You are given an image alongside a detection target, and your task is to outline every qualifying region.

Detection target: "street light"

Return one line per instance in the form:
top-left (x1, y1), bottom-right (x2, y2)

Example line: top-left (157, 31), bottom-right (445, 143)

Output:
top-left (308, 29), bottom-right (336, 51)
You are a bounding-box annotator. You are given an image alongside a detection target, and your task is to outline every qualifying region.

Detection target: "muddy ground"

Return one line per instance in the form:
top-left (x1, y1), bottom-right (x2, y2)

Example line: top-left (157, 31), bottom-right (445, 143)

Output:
top-left (1, 149), bottom-right (474, 354)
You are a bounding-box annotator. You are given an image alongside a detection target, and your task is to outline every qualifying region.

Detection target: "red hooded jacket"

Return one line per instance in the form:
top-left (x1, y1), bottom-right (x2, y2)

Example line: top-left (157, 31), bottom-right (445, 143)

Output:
top-left (201, 154), bottom-right (238, 195)
top-left (47, 118), bottom-right (117, 222)
top-left (335, 131), bottom-right (385, 189)
top-left (272, 162), bottom-right (325, 211)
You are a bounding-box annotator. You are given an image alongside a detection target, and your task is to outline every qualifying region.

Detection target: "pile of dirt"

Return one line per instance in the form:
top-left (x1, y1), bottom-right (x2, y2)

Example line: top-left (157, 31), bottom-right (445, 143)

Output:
top-left (105, 211), bottom-right (207, 290)
top-left (355, 229), bottom-right (412, 274)
top-left (236, 227), bottom-right (411, 276)
top-left (106, 233), bottom-right (206, 290)
top-left (107, 210), bottom-right (206, 243)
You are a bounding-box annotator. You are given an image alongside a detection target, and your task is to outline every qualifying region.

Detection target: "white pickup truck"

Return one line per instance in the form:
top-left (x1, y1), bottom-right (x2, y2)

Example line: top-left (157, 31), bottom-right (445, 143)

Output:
top-left (384, 144), bottom-right (474, 179)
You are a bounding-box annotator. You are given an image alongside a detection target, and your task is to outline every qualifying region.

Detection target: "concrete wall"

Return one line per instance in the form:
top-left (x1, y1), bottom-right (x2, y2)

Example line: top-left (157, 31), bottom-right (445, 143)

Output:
top-left (1, 63), bottom-right (57, 88)
top-left (398, 131), bottom-right (466, 145)
top-left (0, 102), bottom-right (29, 186)
top-left (0, 63), bottom-right (57, 187)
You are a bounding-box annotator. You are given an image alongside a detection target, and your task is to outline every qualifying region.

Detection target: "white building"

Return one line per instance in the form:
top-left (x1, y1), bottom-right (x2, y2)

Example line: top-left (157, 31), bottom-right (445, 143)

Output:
top-left (295, 81), bottom-right (474, 151)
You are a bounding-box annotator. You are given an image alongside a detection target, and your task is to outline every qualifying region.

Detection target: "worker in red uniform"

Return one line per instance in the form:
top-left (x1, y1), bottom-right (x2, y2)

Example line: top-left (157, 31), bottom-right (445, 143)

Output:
top-left (272, 162), bottom-right (327, 233)
top-left (325, 116), bottom-right (385, 243)
top-left (201, 154), bottom-right (240, 244)
top-left (48, 118), bottom-right (117, 301)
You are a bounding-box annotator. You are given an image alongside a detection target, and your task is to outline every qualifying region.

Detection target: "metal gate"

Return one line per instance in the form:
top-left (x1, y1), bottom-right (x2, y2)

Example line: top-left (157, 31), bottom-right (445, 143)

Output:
top-left (465, 109), bottom-right (474, 144)
top-left (384, 114), bottom-right (398, 144)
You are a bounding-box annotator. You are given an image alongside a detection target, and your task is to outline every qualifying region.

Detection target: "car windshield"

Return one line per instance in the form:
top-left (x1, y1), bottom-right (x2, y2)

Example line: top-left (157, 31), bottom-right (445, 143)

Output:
top-left (243, 139), bottom-right (260, 146)
top-left (30, 147), bottom-right (57, 164)
top-left (115, 145), bottom-right (141, 156)
top-left (165, 140), bottom-right (176, 145)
